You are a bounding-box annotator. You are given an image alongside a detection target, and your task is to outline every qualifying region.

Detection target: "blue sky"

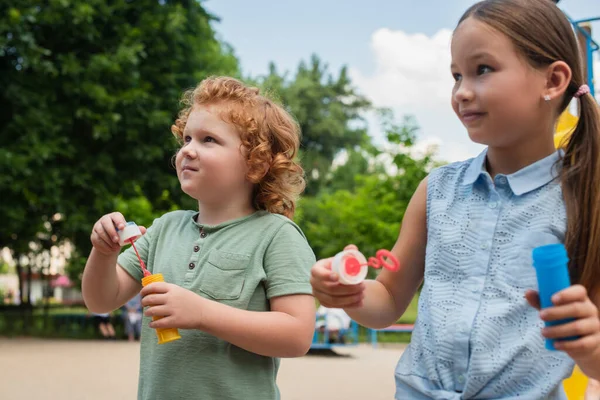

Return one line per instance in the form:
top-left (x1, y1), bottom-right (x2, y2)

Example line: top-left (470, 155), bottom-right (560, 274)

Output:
top-left (205, 0), bottom-right (600, 162)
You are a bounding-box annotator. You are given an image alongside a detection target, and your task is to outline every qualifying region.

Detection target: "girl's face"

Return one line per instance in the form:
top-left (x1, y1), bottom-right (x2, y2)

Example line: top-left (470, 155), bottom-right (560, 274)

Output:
top-left (451, 17), bottom-right (549, 149)
top-left (176, 104), bottom-right (251, 204)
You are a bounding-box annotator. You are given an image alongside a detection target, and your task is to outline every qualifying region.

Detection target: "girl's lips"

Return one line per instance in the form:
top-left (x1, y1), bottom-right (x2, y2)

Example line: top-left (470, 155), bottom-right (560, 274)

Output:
top-left (461, 111), bottom-right (486, 123)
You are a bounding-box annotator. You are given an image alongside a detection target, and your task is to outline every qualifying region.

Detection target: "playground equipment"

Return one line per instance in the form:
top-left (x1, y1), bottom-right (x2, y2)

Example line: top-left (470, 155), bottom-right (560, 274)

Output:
top-left (555, 5), bottom-right (598, 399)
top-left (311, 310), bottom-right (360, 350)
top-left (554, 7), bottom-right (598, 149)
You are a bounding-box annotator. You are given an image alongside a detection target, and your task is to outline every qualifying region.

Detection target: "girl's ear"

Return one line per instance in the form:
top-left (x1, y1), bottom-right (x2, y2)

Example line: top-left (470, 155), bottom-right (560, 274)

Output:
top-left (542, 61), bottom-right (572, 102)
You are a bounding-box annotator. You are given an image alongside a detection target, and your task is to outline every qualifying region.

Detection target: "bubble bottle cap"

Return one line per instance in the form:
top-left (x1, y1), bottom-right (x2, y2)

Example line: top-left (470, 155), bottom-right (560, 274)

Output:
top-left (116, 221), bottom-right (142, 246)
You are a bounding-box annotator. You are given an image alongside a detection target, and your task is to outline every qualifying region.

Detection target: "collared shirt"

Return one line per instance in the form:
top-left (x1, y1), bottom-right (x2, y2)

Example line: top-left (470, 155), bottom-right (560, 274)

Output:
top-left (395, 149), bottom-right (574, 400)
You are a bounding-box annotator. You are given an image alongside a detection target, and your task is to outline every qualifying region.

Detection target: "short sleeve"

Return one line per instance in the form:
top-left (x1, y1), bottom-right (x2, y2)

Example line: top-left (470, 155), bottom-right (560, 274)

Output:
top-left (117, 217), bottom-right (161, 283)
top-left (263, 222), bottom-right (316, 299)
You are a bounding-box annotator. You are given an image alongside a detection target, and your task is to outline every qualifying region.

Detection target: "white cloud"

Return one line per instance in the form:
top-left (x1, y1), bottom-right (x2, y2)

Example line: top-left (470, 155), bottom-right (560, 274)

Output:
top-left (353, 28), bottom-right (454, 108)
top-left (347, 28), bottom-right (483, 163)
top-left (351, 28), bottom-right (600, 164)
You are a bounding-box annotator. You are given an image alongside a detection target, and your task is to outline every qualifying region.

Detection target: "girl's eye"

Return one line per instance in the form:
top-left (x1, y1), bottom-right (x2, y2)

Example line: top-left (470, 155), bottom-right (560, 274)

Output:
top-left (452, 72), bottom-right (462, 82)
top-left (477, 65), bottom-right (494, 75)
top-left (183, 135), bottom-right (191, 143)
top-left (204, 136), bottom-right (216, 143)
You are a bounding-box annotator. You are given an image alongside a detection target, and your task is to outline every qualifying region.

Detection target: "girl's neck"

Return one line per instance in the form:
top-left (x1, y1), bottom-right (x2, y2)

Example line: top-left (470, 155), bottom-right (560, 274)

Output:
top-left (486, 134), bottom-right (556, 178)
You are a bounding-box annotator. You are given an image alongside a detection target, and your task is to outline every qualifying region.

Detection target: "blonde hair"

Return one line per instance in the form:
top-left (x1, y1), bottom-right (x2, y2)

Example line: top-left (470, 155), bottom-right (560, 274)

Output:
top-left (171, 76), bottom-right (305, 219)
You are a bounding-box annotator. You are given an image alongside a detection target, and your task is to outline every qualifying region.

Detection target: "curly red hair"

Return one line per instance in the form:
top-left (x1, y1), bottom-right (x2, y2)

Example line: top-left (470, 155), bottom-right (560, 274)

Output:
top-left (171, 76), bottom-right (305, 219)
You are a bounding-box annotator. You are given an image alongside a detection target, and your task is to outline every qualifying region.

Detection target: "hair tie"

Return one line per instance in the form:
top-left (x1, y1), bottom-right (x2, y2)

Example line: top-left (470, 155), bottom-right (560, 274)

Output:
top-left (574, 84), bottom-right (590, 99)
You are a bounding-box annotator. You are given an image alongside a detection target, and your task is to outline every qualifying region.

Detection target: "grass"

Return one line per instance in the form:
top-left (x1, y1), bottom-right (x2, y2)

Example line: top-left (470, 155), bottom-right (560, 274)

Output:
top-left (32, 307), bottom-right (89, 316)
top-left (397, 293), bottom-right (419, 324)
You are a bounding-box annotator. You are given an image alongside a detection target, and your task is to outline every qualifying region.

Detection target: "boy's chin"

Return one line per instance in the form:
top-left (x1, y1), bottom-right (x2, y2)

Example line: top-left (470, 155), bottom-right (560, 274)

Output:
top-left (180, 184), bottom-right (203, 200)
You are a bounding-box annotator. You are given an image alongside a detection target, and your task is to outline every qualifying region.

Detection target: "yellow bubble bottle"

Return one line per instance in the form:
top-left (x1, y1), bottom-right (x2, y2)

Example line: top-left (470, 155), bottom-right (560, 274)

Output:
top-left (141, 273), bottom-right (182, 345)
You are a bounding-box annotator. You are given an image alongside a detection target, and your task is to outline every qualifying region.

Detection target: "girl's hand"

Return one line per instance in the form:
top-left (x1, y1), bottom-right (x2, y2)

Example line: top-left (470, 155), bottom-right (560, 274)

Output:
top-left (525, 285), bottom-right (600, 359)
top-left (310, 244), bottom-right (365, 309)
top-left (90, 212), bottom-right (146, 255)
top-left (141, 282), bottom-right (205, 330)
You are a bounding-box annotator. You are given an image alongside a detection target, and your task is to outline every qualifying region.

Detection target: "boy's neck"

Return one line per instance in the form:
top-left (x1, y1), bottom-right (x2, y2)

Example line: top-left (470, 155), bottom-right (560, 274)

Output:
top-left (196, 199), bottom-right (256, 226)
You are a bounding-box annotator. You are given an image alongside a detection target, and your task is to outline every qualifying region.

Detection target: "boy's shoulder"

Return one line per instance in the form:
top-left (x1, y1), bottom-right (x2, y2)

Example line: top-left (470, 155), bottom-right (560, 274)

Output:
top-left (150, 209), bottom-right (195, 230)
top-left (152, 209), bottom-right (304, 237)
top-left (247, 211), bottom-right (307, 238)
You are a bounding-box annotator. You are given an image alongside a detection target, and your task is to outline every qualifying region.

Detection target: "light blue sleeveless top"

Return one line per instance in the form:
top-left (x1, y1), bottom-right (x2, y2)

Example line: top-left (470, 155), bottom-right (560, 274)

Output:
top-left (395, 149), bottom-right (574, 399)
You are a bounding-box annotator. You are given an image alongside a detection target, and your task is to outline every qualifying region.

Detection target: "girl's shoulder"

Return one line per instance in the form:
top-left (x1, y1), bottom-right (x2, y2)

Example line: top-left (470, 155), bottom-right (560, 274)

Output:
top-left (428, 152), bottom-right (486, 191)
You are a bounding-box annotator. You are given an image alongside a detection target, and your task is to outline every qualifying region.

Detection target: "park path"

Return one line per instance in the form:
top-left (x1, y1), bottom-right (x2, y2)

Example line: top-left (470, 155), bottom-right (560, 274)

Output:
top-left (0, 339), bottom-right (405, 400)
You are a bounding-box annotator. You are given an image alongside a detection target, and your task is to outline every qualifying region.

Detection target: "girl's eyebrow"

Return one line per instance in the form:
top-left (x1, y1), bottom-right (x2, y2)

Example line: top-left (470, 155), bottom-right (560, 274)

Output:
top-left (451, 51), bottom-right (497, 69)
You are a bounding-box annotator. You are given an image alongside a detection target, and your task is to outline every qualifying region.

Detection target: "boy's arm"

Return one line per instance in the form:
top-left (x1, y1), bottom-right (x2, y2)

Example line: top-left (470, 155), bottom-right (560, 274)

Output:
top-left (195, 294), bottom-right (315, 357)
top-left (82, 248), bottom-right (142, 313)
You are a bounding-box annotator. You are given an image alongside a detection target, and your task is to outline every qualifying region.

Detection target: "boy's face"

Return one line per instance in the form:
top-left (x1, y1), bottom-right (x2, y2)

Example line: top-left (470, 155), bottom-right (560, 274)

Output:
top-left (176, 104), bottom-right (251, 204)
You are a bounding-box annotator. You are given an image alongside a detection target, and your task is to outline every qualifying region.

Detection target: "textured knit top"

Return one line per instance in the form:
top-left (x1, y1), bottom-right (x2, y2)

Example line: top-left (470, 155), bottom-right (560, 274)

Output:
top-left (394, 149), bottom-right (574, 399)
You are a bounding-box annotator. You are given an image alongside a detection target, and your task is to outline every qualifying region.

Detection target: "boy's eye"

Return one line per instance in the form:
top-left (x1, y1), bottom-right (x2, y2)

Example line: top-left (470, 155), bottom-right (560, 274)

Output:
top-left (183, 135), bottom-right (191, 143)
top-left (477, 65), bottom-right (494, 75)
top-left (452, 72), bottom-right (462, 82)
top-left (204, 136), bottom-right (216, 143)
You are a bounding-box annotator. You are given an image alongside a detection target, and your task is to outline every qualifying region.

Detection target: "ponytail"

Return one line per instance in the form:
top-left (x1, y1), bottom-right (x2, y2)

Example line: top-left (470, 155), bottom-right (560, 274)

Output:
top-left (561, 90), bottom-right (600, 295)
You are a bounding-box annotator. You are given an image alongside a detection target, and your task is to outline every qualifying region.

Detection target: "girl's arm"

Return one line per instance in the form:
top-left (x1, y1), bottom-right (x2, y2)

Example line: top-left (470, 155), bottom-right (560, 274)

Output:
top-left (346, 178), bottom-right (428, 328)
top-left (310, 177), bottom-right (428, 329)
top-left (575, 292), bottom-right (600, 380)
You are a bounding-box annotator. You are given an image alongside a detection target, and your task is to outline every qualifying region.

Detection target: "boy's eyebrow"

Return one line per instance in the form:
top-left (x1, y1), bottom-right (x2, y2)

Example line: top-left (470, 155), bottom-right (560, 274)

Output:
top-left (184, 126), bottom-right (222, 140)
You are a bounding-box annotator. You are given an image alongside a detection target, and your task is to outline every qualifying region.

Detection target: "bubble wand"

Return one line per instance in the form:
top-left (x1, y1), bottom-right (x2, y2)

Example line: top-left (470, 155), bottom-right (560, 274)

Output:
top-left (118, 222), bottom-right (181, 344)
top-left (331, 248), bottom-right (400, 285)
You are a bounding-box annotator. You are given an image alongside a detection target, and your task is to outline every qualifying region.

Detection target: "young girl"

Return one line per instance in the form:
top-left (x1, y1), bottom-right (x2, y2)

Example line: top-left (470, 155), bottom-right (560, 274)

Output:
top-left (311, 0), bottom-right (600, 398)
top-left (82, 77), bottom-right (316, 400)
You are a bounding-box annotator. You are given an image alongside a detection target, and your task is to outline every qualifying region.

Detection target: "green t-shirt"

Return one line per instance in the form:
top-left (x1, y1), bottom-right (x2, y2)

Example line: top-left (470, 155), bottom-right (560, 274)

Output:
top-left (118, 210), bottom-right (316, 400)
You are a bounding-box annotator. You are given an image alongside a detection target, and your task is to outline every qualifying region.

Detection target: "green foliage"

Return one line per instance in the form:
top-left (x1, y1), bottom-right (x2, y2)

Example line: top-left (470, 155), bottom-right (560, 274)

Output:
top-left (257, 55), bottom-right (372, 195)
top-left (297, 111), bottom-right (434, 268)
top-left (0, 261), bottom-right (10, 275)
top-left (0, 0), bottom-right (239, 287)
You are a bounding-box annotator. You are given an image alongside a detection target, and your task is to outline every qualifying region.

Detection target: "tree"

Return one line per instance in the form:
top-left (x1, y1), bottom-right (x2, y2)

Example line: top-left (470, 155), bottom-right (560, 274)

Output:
top-left (258, 55), bottom-right (372, 195)
top-left (0, 0), bottom-right (238, 303)
top-left (297, 111), bottom-right (436, 273)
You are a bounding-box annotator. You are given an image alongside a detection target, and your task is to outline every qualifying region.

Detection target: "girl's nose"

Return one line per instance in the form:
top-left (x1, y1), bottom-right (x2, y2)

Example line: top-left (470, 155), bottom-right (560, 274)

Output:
top-left (453, 81), bottom-right (475, 103)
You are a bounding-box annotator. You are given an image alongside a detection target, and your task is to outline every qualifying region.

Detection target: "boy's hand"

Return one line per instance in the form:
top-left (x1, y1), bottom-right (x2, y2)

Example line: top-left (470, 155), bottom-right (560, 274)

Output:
top-left (141, 282), bottom-right (204, 330)
top-left (90, 212), bottom-right (146, 256)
